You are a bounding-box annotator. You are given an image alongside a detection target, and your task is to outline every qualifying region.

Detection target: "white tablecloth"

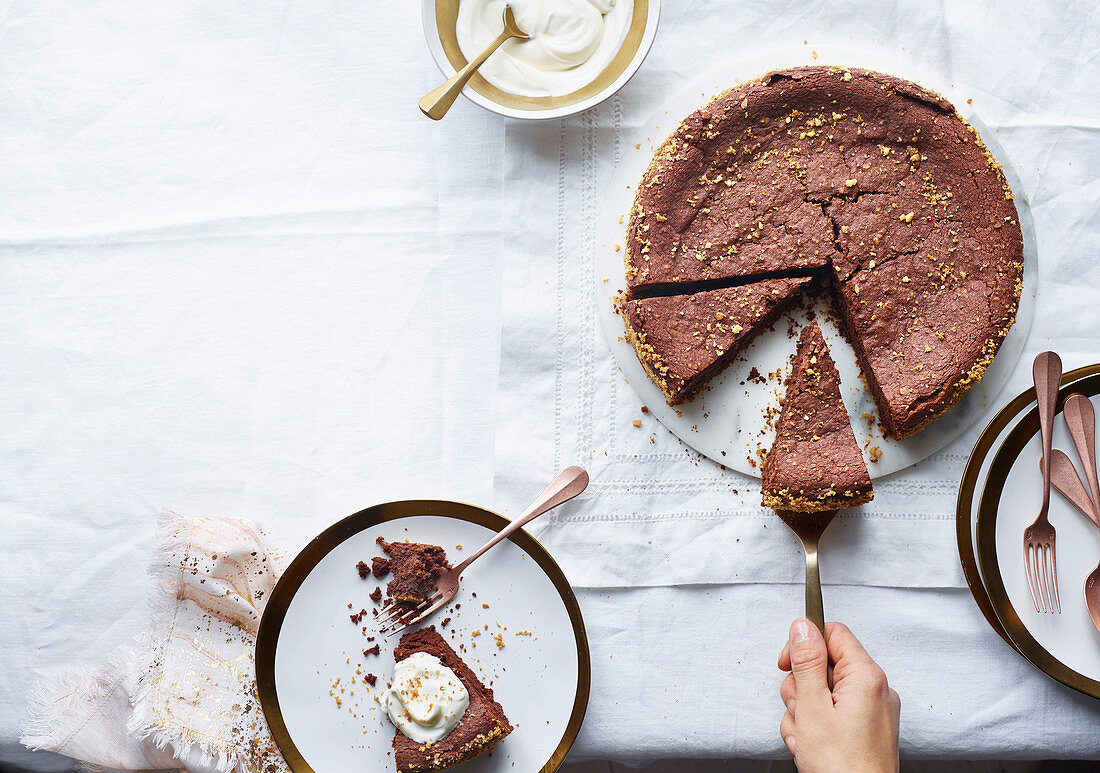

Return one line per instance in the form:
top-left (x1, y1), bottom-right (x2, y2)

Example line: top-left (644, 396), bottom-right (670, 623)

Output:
top-left (3, 0), bottom-right (1100, 768)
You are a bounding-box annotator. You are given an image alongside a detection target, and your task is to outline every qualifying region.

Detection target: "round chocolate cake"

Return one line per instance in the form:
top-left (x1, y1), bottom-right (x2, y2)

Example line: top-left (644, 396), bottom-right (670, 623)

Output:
top-left (621, 66), bottom-right (1024, 438)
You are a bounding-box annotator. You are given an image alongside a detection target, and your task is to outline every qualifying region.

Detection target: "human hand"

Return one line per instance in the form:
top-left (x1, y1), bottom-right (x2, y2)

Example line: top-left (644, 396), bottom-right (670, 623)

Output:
top-left (777, 619), bottom-right (900, 773)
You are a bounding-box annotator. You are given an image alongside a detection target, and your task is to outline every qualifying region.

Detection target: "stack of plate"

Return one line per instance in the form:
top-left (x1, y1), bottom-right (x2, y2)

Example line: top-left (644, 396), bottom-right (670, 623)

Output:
top-left (958, 363), bottom-right (1100, 698)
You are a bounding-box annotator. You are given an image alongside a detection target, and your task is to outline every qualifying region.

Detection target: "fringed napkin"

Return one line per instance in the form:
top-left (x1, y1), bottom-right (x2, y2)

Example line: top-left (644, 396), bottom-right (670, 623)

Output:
top-left (23, 511), bottom-right (289, 773)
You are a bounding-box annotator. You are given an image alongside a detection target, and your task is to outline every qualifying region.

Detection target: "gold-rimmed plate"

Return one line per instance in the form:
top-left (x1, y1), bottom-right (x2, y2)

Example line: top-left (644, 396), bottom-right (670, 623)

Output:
top-left (957, 364), bottom-right (1100, 698)
top-left (256, 500), bottom-right (591, 771)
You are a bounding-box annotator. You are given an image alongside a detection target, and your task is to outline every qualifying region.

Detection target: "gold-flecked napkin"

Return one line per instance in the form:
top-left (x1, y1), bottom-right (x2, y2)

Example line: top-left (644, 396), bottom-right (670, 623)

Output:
top-left (23, 511), bottom-right (289, 773)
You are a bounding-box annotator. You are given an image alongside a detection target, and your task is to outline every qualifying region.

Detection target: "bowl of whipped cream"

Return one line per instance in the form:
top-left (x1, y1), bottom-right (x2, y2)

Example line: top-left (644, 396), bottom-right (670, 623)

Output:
top-left (422, 0), bottom-right (660, 119)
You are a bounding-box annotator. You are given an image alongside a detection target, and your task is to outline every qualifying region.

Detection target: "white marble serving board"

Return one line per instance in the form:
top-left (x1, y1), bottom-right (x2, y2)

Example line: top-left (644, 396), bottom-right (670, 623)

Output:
top-left (594, 43), bottom-right (1037, 478)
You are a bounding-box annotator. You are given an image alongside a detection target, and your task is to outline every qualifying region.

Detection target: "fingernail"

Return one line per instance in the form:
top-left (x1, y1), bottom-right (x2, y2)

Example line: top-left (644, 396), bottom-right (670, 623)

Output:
top-left (792, 619), bottom-right (813, 642)
top-left (784, 735), bottom-right (797, 755)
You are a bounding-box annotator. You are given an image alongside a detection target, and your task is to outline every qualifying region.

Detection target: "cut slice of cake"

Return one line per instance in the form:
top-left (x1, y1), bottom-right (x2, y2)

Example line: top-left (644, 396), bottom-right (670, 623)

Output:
top-left (377, 538), bottom-right (451, 604)
top-left (392, 626), bottom-right (513, 771)
top-left (619, 276), bottom-right (814, 405)
top-left (762, 321), bottom-right (873, 511)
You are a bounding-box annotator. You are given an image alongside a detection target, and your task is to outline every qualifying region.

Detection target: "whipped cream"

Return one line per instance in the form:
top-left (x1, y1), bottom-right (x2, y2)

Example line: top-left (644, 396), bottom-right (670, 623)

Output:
top-left (456, 0), bottom-right (633, 97)
top-left (384, 652), bottom-right (470, 743)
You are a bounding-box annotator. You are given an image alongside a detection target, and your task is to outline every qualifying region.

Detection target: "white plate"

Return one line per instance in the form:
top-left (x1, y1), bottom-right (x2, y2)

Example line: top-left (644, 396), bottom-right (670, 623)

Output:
top-left (256, 502), bottom-right (589, 772)
top-left (988, 390), bottom-right (1100, 683)
top-left (595, 43), bottom-right (1037, 478)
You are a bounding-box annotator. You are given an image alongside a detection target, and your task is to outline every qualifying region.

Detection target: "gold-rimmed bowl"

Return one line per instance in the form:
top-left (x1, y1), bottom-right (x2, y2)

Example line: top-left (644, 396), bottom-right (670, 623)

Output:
top-left (421, 0), bottom-right (660, 120)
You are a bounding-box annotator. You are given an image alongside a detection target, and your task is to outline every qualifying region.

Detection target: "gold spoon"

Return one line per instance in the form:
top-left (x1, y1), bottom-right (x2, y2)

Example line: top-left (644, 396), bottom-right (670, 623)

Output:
top-left (420, 6), bottom-right (529, 120)
top-left (776, 509), bottom-right (838, 633)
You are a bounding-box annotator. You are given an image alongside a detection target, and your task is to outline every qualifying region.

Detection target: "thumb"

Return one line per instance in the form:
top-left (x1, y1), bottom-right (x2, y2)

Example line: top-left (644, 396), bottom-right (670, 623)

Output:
top-left (788, 619), bottom-right (832, 709)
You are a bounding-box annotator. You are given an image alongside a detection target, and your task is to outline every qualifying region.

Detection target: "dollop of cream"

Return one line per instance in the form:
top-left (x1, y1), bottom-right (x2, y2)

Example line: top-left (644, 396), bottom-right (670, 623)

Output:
top-left (456, 0), bottom-right (633, 97)
top-left (385, 652), bottom-right (470, 744)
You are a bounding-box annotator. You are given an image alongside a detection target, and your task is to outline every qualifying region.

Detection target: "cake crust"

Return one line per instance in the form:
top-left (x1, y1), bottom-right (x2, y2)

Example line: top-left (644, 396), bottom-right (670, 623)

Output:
top-left (624, 66), bottom-right (1024, 438)
top-left (392, 627), bottom-right (513, 772)
top-left (762, 322), bottom-right (874, 512)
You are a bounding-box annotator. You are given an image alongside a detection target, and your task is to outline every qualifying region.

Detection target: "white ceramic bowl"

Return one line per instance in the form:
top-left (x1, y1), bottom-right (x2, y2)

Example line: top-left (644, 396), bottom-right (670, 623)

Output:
top-left (421, 0), bottom-right (660, 120)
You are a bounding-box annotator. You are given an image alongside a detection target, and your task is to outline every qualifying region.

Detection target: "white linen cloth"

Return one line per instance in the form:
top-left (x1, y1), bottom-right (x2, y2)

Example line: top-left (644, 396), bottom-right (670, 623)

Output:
top-left (2, 0), bottom-right (1099, 769)
top-left (491, 0), bottom-right (1100, 763)
top-left (22, 512), bottom-right (287, 773)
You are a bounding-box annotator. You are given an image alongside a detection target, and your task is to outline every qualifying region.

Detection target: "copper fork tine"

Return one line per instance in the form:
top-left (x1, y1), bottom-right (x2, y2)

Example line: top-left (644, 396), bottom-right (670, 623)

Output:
top-left (384, 465), bottom-right (589, 638)
top-left (1023, 540), bottom-right (1039, 612)
top-left (1024, 352), bottom-right (1061, 614)
top-left (376, 598), bottom-right (429, 628)
top-left (379, 593), bottom-right (442, 636)
top-left (382, 593), bottom-right (447, 638)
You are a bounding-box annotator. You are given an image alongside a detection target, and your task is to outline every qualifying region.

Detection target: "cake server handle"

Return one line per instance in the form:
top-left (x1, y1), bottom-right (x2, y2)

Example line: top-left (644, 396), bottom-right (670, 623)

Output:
top-left (803, 536), bottom-right (826, 634)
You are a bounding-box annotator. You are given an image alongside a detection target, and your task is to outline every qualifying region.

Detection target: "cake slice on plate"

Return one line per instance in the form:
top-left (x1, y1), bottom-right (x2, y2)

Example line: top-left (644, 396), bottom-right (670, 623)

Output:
top-left (762, 321), bottom-right (873, 511)
top-left (619, 276), bottom-right (813, 405)
top-left (377, 538), bottom-right (451, 604)
top-left (391, 626), bottom-right (513, 771)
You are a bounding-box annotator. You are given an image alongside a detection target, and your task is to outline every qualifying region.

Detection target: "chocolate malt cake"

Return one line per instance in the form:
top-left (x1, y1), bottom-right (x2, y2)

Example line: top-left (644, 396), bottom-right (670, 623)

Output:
top-left (623, 66), bottom-right (1023, 437)
top-left (762, 322), bottom-right (873, 511)
top-left (393, 627), bottom-right (513, 771)
top-left (619, 276), bottom-right (814, 404)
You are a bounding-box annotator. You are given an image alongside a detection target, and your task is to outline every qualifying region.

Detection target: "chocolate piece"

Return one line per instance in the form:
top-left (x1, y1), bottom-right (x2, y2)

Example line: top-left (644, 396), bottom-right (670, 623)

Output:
top-left (762, 322), bottom-right (873, 511)
top-left (623, 66), bottom-right (1023, 437)
top-left (370, 586), bottom-right (383, 603)
top-left (356, 561), bottom-right (371, 579)
top-left (378, 538), bottom-right (450, 604)
top-left (393, 627), bottom-right (512, 771)
top-left (365, 673), bottom-right (377, 687)
top-left (620, 276), bottom-right (814, 405)
top-left (364, 644), bottom-right (381, 658)
top-left (372, 556), bottom-right (391, 578)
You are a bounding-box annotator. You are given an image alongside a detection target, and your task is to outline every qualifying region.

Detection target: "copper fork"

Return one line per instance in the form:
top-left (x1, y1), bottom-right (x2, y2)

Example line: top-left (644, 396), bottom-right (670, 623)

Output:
top-left (1060, 393), bottom-right (1100, 635)
top-left (1023, 351), bottom-right (1062, 614)
top-left (379, 466), bottom-right (589, 636)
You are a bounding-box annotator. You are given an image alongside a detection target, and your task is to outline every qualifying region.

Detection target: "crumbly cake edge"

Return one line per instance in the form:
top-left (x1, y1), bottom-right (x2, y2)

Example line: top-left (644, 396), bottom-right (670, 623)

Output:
top-left (616, 302), bottom-right (680, 404)
top-left (399, 725), bottom-right (511, 772)
top-left (763, 487), bottom-right (874, 513)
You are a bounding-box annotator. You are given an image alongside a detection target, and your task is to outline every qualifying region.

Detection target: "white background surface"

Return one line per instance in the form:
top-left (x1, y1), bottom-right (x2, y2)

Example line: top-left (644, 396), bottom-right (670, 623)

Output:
top-left (2, 0), bottom-right (1100, 769)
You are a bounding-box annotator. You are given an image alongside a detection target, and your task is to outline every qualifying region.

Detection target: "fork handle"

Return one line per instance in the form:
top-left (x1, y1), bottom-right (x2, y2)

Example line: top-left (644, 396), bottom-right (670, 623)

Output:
top-left (1034, 351), bottom-right (1062, 512)
top-left (455, 466), bottom-right (589, 575)
top-left (1063, 393), bottom-right (1100, 525)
